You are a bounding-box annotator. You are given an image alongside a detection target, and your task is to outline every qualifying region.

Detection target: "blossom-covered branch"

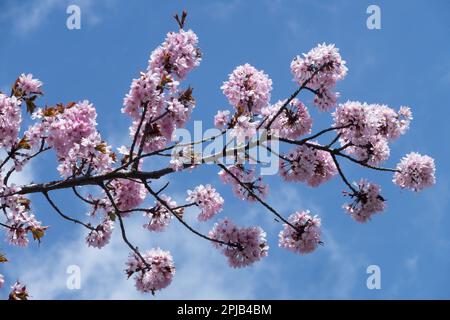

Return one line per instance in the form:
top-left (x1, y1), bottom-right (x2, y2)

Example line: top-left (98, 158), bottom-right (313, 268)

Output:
top-left (0, 12), bottom-right (436, 298)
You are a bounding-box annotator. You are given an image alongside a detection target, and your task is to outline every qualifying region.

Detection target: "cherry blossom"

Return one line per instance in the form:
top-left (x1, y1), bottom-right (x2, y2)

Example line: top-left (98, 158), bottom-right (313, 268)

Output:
top-left (143, 195), bottom-right (176, 232)
top-left (344, 180), bottom-right (386, 223)
top-left (149, 29), bottom-right (201, 80)
top-left (125, 248), bottom-right (175, 294)
top-left (333, 101), bottom-right (413, 165)
top-left (0, 94), bottom-right (22, 149)
top-left (262, 98), bottom-right (312, 139)
top-left (0, 274), bottom-right (4, 289)
top-left (111, 179), bottom-right (147, 213)
top-left (291, 43), bottom-right (347, 111)
top-left (186, 184), bottom-right (224, 221)
top-left (122, 28), bottom-right (201, 158)
top-left (86, 219), bottom-right (114, 249)
top-left (221, 63), bottom-right (272, 114)
top-left (209, 218), bottom-right (269, 268)
top-left (393, 152), bottom-right (436, 192)
top-left (279, 143), bottom-right (337, 187)
top-left (230, 115), bottom-right (259, 142)
top-left (15, 73), bottom-right (43, 97)
top-left (214, 110), bottom-right (231, 129)
top-left (279, 211), bottom-right (321, 254)
top-left (9, 281), bottom-right (29, 300)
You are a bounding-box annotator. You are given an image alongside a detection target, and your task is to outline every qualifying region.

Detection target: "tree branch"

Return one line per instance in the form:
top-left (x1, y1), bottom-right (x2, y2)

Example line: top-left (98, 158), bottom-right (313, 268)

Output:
top-left (142, 180), bottom-right (241, 249)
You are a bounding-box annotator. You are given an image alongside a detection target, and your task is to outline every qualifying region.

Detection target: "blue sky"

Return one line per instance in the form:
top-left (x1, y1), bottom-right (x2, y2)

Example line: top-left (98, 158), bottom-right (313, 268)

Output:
top-left (0, 0), bottom-right (449, 299)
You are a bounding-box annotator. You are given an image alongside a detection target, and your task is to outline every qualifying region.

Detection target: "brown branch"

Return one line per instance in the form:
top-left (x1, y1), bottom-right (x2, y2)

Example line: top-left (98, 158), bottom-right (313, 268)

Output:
top-left (7, 167), bottom-right (177, 198)
top-left (128, 103), bottom-right (148, 164)
top-left (217, 163), bottom-right (300, 232)
top-left (142, 180), bottom-right (241, 249)
top-left (99, 183), bottom-right (151, 270)
top-left (330, 154), bottom-right (357, 193)
top-left (42, 191), bottom-right (94, 230)
top-left (72, 186), bottom-right (97, 205)
top-left (263, 63), bottom-right (329, 130)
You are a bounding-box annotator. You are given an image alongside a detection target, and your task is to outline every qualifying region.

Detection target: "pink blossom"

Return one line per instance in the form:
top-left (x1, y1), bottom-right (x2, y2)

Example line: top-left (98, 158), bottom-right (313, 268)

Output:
top-left (279, 211), bottom-right (321, 254)
top-left (111, 179), bottom-right (147, 213)
top-left (122, 29), bottom-right (200, 159)
top-left (261, 98), bottom-right (312, 139)
top-left (122, 72), bottom-right (163, 121)
top-left (345, 136), bottom-right (390, 166)
top-left (86, 219), bottom-right (114, 249)
top-left (393, 152), bottom-right (436, 192)
top-left (143, 195), bottom-right (175, 232)
top-left (0, 94), bottom-right (22, 149)
top-left (0, 274), bottom-right (4, 289)
top-left (28, 100), bottom-right (114, 177)
top-left (333, 101), bottom-right (412, 164)
top-left (56, 132), bottom-right (114, 177)
top-left (149, 29), bottom-right (201, 80)
top-left (280, 143), bottom-right (337, 187)
top-left (16, 73), bottom-right (43, 96)
top-left (221, 63), bottom-right (272, 114)
top-left (9, 281), bottom-right (29, 300)
top-left (344, 180), bottom-right (386, 223)
top-left (186, 184), bottom-right (224, 221)
top-left (45, 100), bottom-right (98, 156)
top-left (313, 86), bottom-right (339, 111)
top-left (209, 218), bottom-right (269, 268)
top-left (125, 248), bottom-right (175, 294)
top-left (0, 181), bottom-right (45, 247)
top-left (214, 110), bottom-right (231, 129)
top-left (291, 43), bottom-right (347, 111)
top-left (230, 115), bottom-right (258, 142)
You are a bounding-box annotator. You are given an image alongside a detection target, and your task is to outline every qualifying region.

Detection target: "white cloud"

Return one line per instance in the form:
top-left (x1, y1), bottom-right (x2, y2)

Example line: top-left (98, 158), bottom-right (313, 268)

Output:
top-left (5, 213), bottom-right (283, 299)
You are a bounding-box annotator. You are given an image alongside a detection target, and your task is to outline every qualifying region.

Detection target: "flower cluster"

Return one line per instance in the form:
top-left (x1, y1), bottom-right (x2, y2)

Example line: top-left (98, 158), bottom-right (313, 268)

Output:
top-left (279, 211), bottom-right (321, 254)
top-left (122, 28), bottom-right (201, 158)
top-left (15, 73), bottom-right (43, 97)
top-left (26, 101), bottom-right (115, 177)
top-left (111, 179), bottom-right (147, 213)
top-left (143, 195), bottom-right (177, 232)
top-left (0, 274), bottom-right (4, 288)
top-left (221, 63), bottom-right (273, 114)
top-left (0, 94), bottom-right (22, 149)
top-left (344, 180), bottom-right (385, 223)
top-left (333, 101), bottom-right (413, 165)
top-left (9, 281), bottom-right (29, 300)
top-left (229, 115), bottom-right (259, 143)
top-left (0, 179), bottom-right (46, 247)
top-left (125, 248), bottom-right (175, 294)
top-left (393, 152), bottom-right (436, 192)
top-left (85, 218), bottom-right (114, 249)
top-left (209, 218), bottom-right (269, 268)
top-left (219, 165), bottom-right (269, 201)
top-left (261, 98), bottom-right (312, 139)
top-left (186, 184), bottom-right (224, 221)
top-left (214, 110), bottom-right (231, 129)
top-left (280, 143), bottom-right (337, 187)
top-left (291, 43), bottom-right (347, 111)
top-left (149, 29), bottom-right (201, 80)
